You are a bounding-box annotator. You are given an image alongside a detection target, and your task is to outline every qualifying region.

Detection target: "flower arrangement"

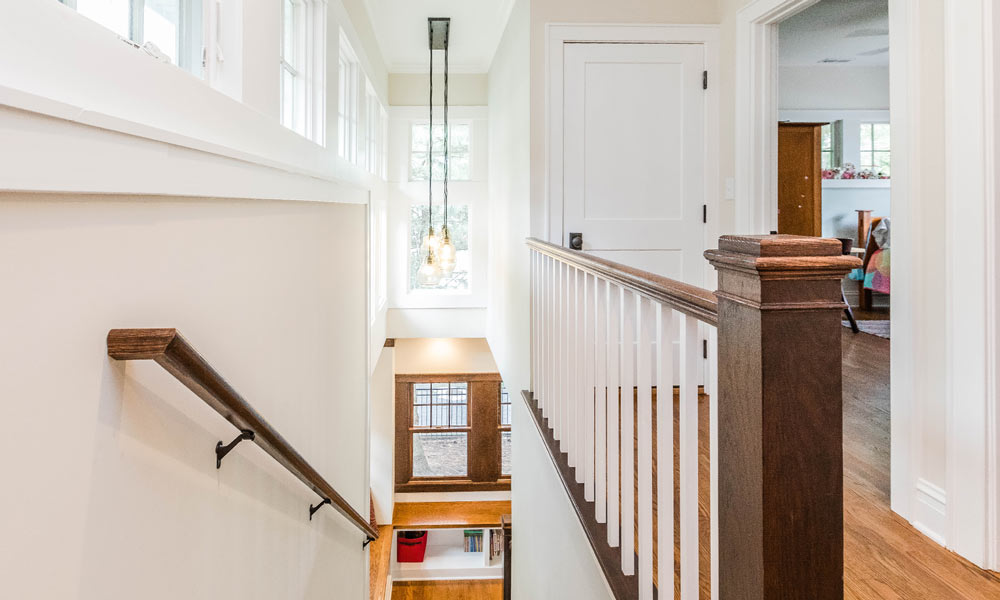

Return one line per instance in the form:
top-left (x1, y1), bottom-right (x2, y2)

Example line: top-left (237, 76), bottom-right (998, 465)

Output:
top-left (821, 163), bottom-right (889, 180)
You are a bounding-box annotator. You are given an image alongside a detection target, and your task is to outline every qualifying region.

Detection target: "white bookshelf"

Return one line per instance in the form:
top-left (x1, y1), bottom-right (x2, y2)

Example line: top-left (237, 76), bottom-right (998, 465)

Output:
top-left (391, 527), bottom-right (504, 581)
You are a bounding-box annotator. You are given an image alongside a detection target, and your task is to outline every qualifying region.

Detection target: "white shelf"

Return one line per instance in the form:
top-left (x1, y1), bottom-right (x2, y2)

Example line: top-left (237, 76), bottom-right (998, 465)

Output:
top-left (822, 179), bottom-right (891, 189)
top-left (391, 527), bottom-right (504, 582)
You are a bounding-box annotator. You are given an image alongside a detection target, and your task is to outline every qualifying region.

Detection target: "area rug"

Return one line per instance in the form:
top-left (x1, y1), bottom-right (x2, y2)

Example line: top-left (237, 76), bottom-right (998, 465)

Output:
top-left (843, 319), bottom-right (890, 339)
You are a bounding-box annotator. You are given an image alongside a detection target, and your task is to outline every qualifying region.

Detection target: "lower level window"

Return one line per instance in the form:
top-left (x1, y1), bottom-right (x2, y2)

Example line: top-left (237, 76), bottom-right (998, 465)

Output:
top-left (412, 432), bottom-right (468, 477)
top-left (396, 375), bottom-right (510, 491)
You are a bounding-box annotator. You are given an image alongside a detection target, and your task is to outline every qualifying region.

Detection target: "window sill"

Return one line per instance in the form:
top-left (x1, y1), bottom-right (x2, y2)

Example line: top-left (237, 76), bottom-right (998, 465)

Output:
top-left (395, 480), bottom-right (511, 494)
top-left (822, 179), bottom-right (891, 189)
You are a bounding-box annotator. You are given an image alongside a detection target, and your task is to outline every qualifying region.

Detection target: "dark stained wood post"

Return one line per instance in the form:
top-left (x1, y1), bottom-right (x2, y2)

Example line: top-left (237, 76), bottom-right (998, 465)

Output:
top-left (704, 235), bottom-right (861, 600)
top-left (501, 513), bottom-right (512, 600)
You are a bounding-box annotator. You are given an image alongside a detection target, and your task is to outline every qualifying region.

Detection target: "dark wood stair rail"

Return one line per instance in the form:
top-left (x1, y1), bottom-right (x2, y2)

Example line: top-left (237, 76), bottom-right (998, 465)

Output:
top-left (107, 328), bottom-right (379, 543)
top-left (525, 235), bottom-right (860, 600)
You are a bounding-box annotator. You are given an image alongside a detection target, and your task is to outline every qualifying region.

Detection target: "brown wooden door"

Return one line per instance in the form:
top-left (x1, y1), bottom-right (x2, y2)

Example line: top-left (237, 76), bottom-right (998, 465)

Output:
top-left (778, 122), bottom-right (824, 236)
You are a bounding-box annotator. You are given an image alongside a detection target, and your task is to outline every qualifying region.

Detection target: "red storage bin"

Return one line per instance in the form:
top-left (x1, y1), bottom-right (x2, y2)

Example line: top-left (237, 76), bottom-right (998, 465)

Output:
top-left (397, 530), bottom-right (428, 562)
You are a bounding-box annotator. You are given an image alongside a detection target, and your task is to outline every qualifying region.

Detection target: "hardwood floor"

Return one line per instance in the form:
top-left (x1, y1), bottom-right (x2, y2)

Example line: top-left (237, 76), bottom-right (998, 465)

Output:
top-left (390, 579), bottom-right (502, 600)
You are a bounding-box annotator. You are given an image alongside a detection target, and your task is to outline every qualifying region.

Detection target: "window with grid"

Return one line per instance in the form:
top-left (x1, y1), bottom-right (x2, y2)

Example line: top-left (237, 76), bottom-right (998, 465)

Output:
top-left (60, 0), bottom-right (204, 77)
top-left (409, 123), bottom-right (471, 181)
top-left (338, 36), bottom-right (359, 162)
top-left (819, 122), bottom-right (837, 169)
top-left (500, 382), bottom-right (511, 475)
top-left (280, 0), bottom-right (326, 143)
top-left (860, 123), bottom-right (890, 175)
top-left (411, 382), bottom-right (469, 478)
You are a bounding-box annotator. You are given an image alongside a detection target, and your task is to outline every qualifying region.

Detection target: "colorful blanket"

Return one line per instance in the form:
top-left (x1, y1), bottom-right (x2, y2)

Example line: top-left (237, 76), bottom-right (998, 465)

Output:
top-left (863, 248), bottom-right (890, 294)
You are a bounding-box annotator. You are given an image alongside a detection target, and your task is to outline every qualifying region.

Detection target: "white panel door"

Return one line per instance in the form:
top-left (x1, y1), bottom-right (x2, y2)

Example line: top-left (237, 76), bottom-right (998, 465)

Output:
top-left (563, 43), bottom-right (706, 287)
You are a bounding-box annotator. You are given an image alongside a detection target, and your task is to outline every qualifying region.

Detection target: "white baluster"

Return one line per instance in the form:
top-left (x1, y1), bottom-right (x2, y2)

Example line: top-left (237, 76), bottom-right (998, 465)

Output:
top-left (584, 272), bottom-right (595, 500)
top-left (606, 283), bottom-right (620, 548)
top-left (595, 277), bottom-right (608, 523)
top-left (530, 252), bottom-right (536, 394)
top-left (555, 261), bottom-right (563, 441)
top-left (656, 304), bottom-right (676, 598)
top-left (560, 262), bottom-right (569, 452)
top-left (566, 268), bottom-right (580, 468)
top-left (621, 289), bottom-right (636, 576)
top-left (574, 267), bottom-right (585, 484)
top-left (637, 296), bottom-right (653, 599)
top-left (708, 326), bottom-right (719, 600)
top-left (679, 314), bottom-right (700, 600)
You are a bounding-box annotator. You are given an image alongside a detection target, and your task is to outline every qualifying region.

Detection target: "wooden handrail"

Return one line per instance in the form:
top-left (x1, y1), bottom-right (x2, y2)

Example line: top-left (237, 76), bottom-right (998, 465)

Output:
top-left (526, 237), bottom-right (719, 325)
top-left (107, 328), bottom-right (378, 541)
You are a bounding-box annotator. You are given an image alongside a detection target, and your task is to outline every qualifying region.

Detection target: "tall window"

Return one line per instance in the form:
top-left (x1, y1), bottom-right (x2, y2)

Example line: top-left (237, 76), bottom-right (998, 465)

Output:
top-left (61, 0), bottom-right (204, 77)
top-left (280, 0), bottom-right (326, 143)
top-left (820, 121), bottom-right (842, 170)
top-left (338, 36), bottom-right (360, 161)
top-left (860, 123), bottom-right (890, 175)
top-left (409, 123), bottom-right (471, 181)
top-left (500, 383), bottom-right (511, 476)
top-left (411, 383), bottom-right (469, 478)
top-left (409, 204), bottom-right (470, 291)
top-left (364, 82), bottom-right (387, 177)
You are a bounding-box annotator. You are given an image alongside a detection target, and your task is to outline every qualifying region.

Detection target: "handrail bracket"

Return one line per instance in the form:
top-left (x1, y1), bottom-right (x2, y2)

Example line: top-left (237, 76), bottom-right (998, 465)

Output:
top-left (309, 498), bottom-right (332, 521)
top-left (216, 429), bottom-right (255, 469)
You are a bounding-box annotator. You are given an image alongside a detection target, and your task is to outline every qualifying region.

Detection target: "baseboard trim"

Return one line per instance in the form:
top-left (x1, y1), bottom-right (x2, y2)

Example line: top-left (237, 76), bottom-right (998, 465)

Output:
top-left (912, 478), bottom-right (948, 547)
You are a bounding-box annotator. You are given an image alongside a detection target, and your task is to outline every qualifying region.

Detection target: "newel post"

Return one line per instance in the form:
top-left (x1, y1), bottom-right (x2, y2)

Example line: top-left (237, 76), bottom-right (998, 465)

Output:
top-left (704, 235), bottom-right (861, 600)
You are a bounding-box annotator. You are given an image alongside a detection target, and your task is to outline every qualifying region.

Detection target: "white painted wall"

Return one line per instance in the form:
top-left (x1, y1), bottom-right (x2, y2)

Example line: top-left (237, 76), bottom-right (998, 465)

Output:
top-left (778, 66), bottom-right (890, 110)
top-left (0, 194), bottom-right (369, 598)
top-left (386, 308), bottom-right (488, 339)
top-left (370, 346), bottom-right (395, 525)
top-left (512, 399), bottom-right (616, 600)
top-left (389, 74), bottom-right (490, 106)
top-left (394, 338), bottom-right (499, 374)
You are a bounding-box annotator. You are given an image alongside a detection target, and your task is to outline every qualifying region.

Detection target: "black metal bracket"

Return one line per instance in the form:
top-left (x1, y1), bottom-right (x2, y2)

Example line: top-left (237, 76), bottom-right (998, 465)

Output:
top-left (309, 498), bottom-right (332, 521)
top-left (216, 429), bottom-right (254, 469)
top-left (363, 536), bottom-right (375, 549)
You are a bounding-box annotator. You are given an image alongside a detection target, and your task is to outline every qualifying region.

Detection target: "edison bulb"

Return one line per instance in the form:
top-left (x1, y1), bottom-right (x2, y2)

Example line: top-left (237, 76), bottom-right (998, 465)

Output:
top-left (438, 231), bottom-right (456, 274)
top-left (417, 252), bottom-right (441, 287)
top-left (421, 226), bottom-right (440, 255)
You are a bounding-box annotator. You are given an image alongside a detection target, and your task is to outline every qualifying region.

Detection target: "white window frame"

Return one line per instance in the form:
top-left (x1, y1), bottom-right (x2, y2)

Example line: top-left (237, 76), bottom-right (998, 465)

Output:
top-left (280, 0), bottom-right (327, 144)
top-left (338, 33), bottom-right (360, 162)
top-left (859, 122), bottom-right (890, 173)
top-left (407, 120), bottom-right (473, 182)
top-left (60, 0), bottom-right (205, 77)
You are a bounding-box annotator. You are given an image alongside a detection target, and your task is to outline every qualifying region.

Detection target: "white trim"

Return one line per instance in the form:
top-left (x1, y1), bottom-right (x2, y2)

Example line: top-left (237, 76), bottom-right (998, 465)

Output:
top-left (735, 0), bottom-right (821, 234)
top-left (943, 0), bottom-right (997, 570)
top-left (912, 478), bottom-right (948, 547)
top-left (544, 23), bottom-right (720, 257)
top-left (822, 179), bottom-right (891, 189)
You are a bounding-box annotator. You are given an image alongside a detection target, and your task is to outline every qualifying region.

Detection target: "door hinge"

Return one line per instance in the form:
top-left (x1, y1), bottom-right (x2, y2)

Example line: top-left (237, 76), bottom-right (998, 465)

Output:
top-left (703, 339), bottom-right (708, 359)
top-left (702, 204), bottom-right (707, 223)
top-left (703, 70), bottom-right (708, 90)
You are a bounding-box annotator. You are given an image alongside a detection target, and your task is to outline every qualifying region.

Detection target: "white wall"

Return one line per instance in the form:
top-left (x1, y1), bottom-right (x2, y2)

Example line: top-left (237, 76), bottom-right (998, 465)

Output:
top-left (488, 0), bottom-right (531, 399)
top-left (394, 338), bottom-right (499, 374)
top-left (389, 74), bottom-right (490, 106)
top-left (370, 346), bottom-right (395, 524)
top-left (512, 399), bottom-right (616, 600)
top-left (0, 194), bottom-right (370, 598)
top-left (779, 66), bottom-right (890, 110)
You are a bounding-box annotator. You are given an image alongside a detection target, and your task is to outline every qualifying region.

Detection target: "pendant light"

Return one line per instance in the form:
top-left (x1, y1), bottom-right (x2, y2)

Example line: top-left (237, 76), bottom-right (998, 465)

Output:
top-left (436, 19), bottom-right (457, 275)
top-left (418, 18), bottom-right (449, 287)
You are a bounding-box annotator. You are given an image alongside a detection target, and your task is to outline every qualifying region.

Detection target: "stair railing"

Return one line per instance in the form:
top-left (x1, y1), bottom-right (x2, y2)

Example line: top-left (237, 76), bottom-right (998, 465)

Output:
top-left (526, 235), bottom-right (859, 600)
top-left (107, 328), bottom-right (379, 544)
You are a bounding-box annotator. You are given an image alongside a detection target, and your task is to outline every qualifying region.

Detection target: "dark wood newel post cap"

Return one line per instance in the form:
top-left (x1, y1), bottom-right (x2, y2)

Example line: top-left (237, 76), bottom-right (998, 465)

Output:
top-left (701, 234), bottom-right (859, 600)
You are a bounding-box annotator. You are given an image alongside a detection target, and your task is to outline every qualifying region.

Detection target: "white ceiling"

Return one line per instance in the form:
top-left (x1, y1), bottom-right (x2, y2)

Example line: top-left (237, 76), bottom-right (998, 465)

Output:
top-left (779, 0), bottom-right (889, 67)
top-left (363, 0), bottom-right (517, 73)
